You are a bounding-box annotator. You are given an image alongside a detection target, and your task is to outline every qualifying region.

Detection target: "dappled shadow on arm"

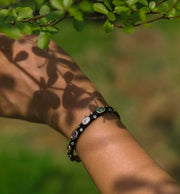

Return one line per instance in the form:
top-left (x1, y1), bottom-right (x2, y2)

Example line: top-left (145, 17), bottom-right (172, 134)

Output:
top-left (0, 74), bottom-right (15, 89)
top-left (0, 34), bottom-right (109, 135)
top-left (113, 175), bottom-right (180, 194)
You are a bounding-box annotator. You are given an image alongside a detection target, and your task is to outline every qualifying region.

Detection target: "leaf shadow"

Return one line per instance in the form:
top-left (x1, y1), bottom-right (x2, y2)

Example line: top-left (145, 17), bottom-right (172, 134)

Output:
top-left (0, 34), bottom-right (108, 134)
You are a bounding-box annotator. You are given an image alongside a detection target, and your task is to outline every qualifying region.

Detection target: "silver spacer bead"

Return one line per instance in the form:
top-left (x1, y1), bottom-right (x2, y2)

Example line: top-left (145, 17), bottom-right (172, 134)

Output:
top-left (82, 116), bottom-right (91, 125)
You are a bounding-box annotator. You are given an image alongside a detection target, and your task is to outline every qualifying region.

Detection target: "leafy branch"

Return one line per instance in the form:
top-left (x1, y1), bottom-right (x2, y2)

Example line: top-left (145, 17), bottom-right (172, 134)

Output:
top-left (156, 0), bottom-right (168, 6)
top-left (22, 14), bottom-right (48, 23)
top-left (0, 0), bottom-right (179, 49)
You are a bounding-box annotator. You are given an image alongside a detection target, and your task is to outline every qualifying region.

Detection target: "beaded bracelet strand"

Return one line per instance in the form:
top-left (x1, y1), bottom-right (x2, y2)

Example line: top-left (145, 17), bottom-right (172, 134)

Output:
top-left (67, 105), bottom-right (120, 162)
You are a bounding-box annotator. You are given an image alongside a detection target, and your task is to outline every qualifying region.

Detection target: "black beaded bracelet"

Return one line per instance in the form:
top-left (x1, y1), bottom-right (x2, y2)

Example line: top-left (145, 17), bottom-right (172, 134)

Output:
top-left (67, 105), bottom-right (120, 162)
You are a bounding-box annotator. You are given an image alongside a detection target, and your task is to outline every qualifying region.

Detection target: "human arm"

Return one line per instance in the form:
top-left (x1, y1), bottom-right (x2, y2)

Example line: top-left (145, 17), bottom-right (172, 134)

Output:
top-left (0, 34), bottom-right (179, 194)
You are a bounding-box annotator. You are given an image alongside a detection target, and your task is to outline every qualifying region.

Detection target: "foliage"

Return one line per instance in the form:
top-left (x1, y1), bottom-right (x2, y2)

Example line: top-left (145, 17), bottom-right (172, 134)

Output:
top-left (0, 149), bottom-right (99, 194)
top-left (0, 0), bottom-right (180, 48)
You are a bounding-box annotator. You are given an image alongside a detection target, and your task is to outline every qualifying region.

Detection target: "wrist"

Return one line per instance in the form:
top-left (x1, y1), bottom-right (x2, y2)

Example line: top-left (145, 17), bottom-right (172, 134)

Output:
top-left (48, 83), bottom-right (107, 138)
top-left (66, 106), bottom-right (120, 162)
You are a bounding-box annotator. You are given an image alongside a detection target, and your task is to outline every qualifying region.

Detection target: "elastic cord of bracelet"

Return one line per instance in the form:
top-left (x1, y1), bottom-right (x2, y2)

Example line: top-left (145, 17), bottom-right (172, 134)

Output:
top-left (67, 105), bottom-right (120, 162)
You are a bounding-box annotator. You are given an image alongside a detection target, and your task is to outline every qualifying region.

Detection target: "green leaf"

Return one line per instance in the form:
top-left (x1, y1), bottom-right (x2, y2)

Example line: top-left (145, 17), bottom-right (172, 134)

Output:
top-left (104, 0), bottom-right (112, 11)
top-left (0, 24), bottom-right (21, 39)
top-left (166, 8), bottom-right (176, 18)
top-left (73, 19), bottom-right (85, 31)
top-left (0, 9), bottom-right (10, 20)
top-left (63, 0), bottom-right (73, 9)
top-left (112, 0), bottom-right (124, 6)
top-left (161, 2), bottom-right (169, 12)
top-left (69, 7), bottom-right (83, 21)
top-left (126, 0), bottom-right (138, 6)
top-left (107, 12), bottom-right (116, 21)
top-left (152, 7), bottom-right (160, 13)
top-left (176, 5), bottom-right (180, 12)
top-left (37, 31), bottom-right (50, 49)
top-left (149, 1), bottom-right (156, 11)
top-left (123, 25), bottom-right (134, 33)
top-left (131, 5), bottom-right (138, 11)
top-left (103, 19), bottom-right (114, 32)
top-left (16, 22), bottom-right (33, 35)
top-left (35, 0), bottom-right (45, 8)
top-left (139, 7), bottom-right (149, 22)
top-left (138, 0), bottom-right (148, 6)
top-left (39, 5), bottom-right (51, 25)
top-left (46, 10), bottom-right (65, 20)
top-left (79, 1), bottom-right (93, 13)
top-left (0, 0), bottom-right (14, 6)
top-left (15, 7), bottom-right (33, 21)
top-left (45, 26), bottom-right (59, 33)
top-left (12, 9), bottom-right (18, 18)
top-left (50, 0), bottom-right (64, 11)
top-left (114, 6), bottom-right (131, 16)
top-left (39, 5), bottom-right (51, 15)
top-left (93, 3), bottom-right (108, 15)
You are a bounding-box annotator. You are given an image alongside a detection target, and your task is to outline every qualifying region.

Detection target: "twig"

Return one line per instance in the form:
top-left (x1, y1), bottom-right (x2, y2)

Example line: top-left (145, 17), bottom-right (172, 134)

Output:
top-left (40, 12), bottom-right (68, 27)
top-left (156, 0), bottom-right (168, 6)
top-left (114, 23), bottom-right (123, 28)
top-left (22, 12), bottom-right (68, 28)
top-left (86, 15), bottom-right (106, 20)
top-left (52, 12), bottom-right (68, 26)
top-left (114, 14), bottom-right (180, 29)
top-left (22, 14), bottom-right (48, 23)
top-left (134, 15), bottom-right (165, 27)
top-left (167, 0), bottom-right (180, 12)
top-left (168, 15), bottom-right (180, 19)
top-left (39, 20), bottom-right (56, 27)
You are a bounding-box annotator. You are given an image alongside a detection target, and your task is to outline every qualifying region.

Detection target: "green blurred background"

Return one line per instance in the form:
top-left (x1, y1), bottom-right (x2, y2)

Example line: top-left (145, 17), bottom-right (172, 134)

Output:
top-left (0, 19), bottom-right (180, 193)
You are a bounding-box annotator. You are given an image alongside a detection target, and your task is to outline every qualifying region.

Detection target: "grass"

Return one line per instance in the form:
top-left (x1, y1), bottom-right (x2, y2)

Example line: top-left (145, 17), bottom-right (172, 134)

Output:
top-left (0, 146), bottom-right (98, 194)
top-left (0, 18), bottom-right (180, 193)
top-left (0, 125), bottom-right (99, 194)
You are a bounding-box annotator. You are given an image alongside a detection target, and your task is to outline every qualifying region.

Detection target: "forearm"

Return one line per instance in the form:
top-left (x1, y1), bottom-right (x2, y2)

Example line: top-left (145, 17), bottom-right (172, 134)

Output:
top-left (51, 74), bottom-right (180, 193)
top-left (75, 114), bottom-right (180, 194)
top-left (46, 52), bottom-right (180, 193)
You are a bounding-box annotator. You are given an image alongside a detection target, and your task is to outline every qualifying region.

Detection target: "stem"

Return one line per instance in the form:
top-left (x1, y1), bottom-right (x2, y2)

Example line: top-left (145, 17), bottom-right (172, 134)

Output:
top-left (114, 15), bottom-right (180, 29)
top-left (134, 15), bottom-right (165, 27)
top-left (86, 15), bottom-right (106, 20)
top-left (39, 12), bottom-right (68, 27)
top-left (167, 0), bottom-right (180, 12)
top-left (168, 15), bottom-right (180, 19)
top-left (39, 20), bottom-right (56, 27)
top-left (156, 0), bottom-right (168, 6)
top-left (114, 23), bottom-right (123, 29)
top-left (51, 12), bottom-right (68, 26)
top-left (22, 14), bottom-right (48, 23)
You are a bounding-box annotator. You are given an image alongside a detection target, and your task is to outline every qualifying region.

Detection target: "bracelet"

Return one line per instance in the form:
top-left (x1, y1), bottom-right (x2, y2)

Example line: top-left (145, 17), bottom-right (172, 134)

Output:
top-left (67, 105), bottom-right (120, 162)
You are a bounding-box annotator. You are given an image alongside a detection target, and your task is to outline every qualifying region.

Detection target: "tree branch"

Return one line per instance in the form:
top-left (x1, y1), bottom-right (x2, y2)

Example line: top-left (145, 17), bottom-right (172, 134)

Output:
top-left (51, 12), bottom-right (68, 26)
top-left (22, 12), bottom-right (68, 28)
top-left (22, 14), bottom-right (48, 23)
top-left (134, 15), bottom-right (165, 27)
top-left (114, 14), bottom-right (180, 29)
top-left (39, 20), bottom-right (56, 27)
top-left (86, 15), bottom-right (106, 20)
top-left (156, 0), bottom-right (168, 6)
top-left (167, 0), bottom-right (180, 12)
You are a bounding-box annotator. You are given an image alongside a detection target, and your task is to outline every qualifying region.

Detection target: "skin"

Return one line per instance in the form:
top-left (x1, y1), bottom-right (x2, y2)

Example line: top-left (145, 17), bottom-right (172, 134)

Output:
top-left (0, 34), bottom-right (180, 194)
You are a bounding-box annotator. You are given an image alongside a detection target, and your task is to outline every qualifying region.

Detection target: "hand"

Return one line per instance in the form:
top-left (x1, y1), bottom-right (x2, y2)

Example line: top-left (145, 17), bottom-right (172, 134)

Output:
top-left (0, 34), bottom-right (106, 138)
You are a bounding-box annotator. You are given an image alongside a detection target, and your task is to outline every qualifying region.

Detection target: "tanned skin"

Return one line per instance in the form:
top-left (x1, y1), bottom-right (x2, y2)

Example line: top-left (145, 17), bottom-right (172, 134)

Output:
top-left (0, 34), bottom-right (179, 194)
